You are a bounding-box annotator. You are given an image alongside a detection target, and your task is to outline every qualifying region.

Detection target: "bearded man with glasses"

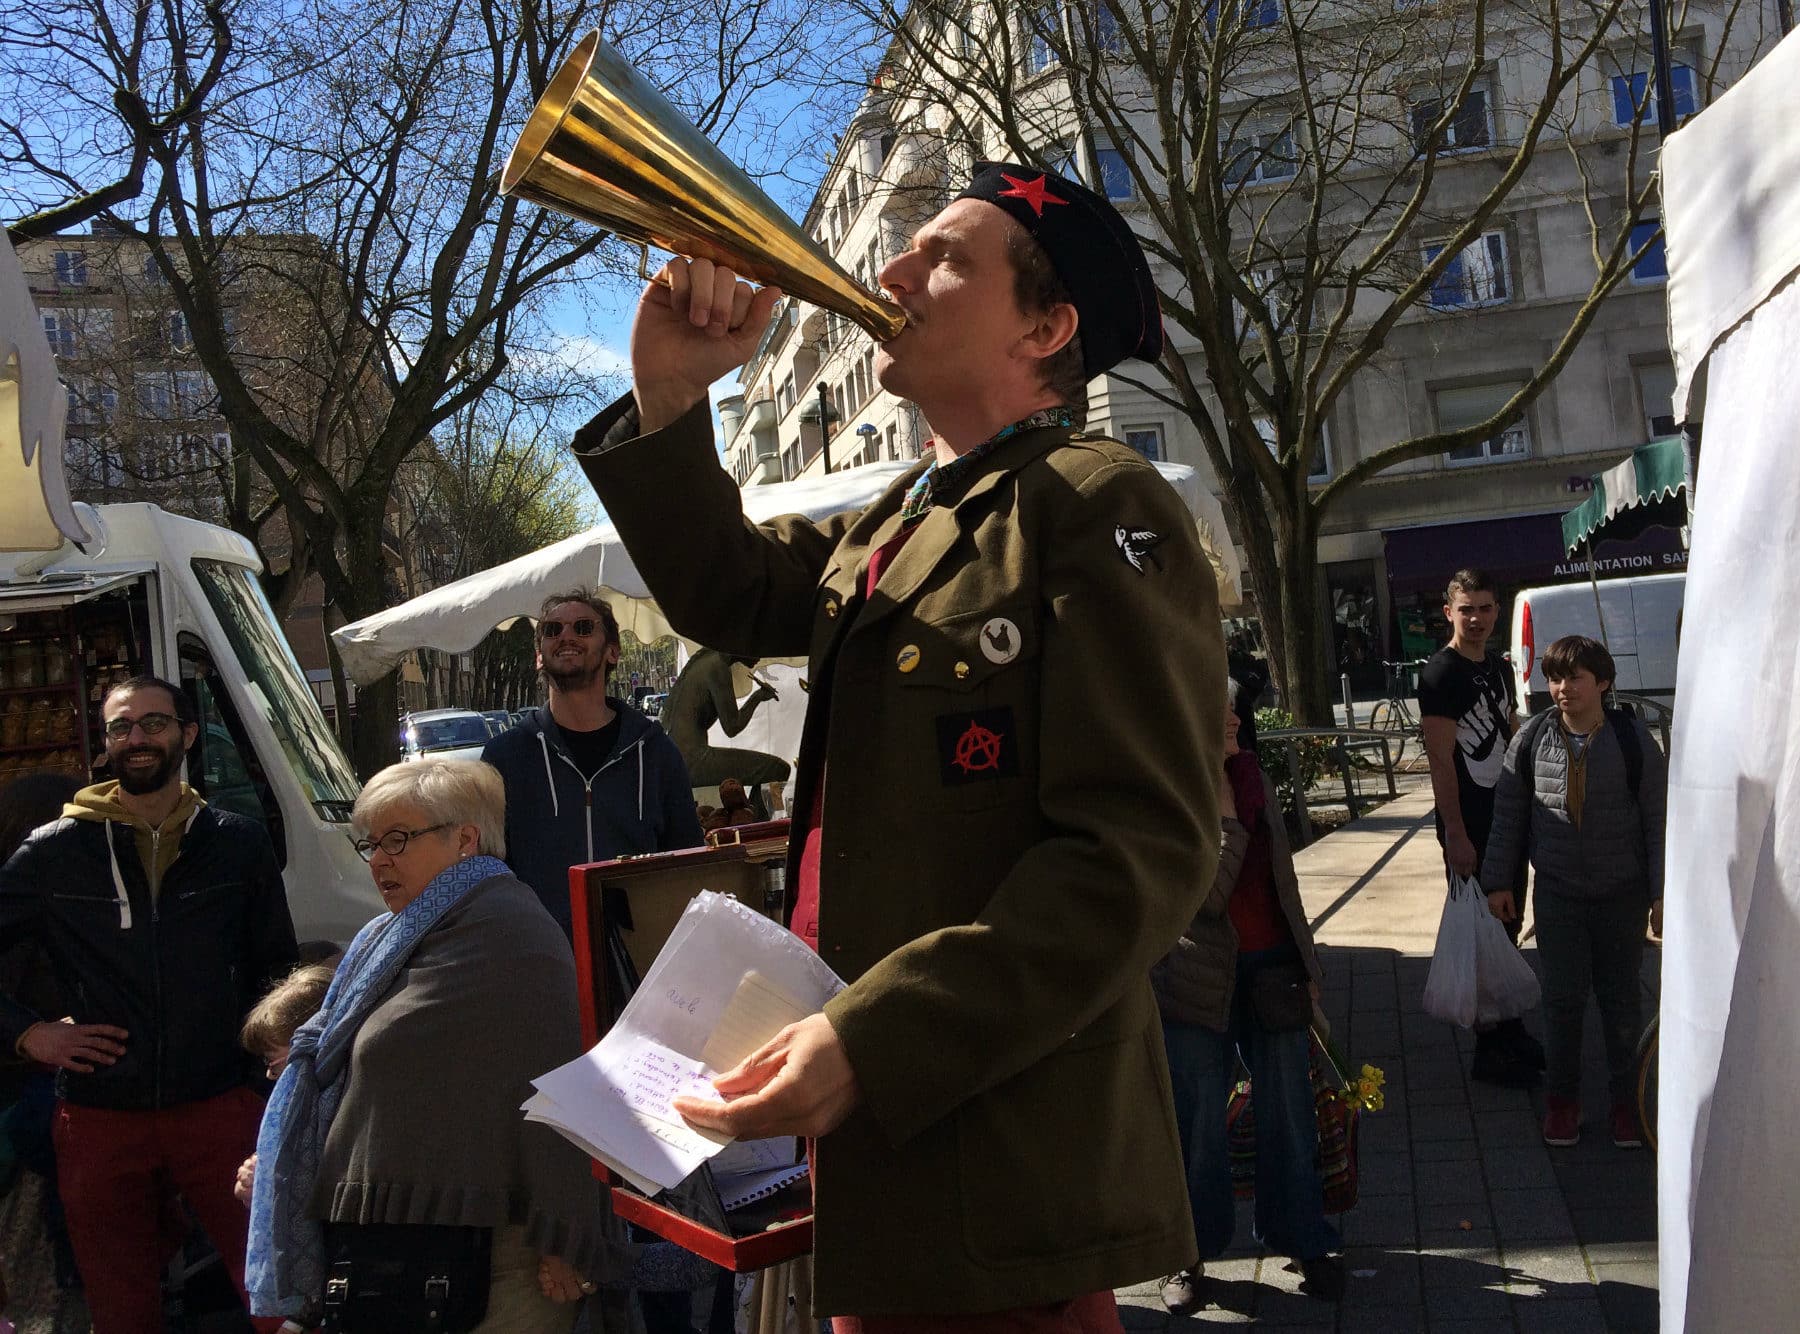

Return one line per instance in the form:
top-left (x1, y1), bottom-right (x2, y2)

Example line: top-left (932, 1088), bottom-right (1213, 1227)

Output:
top-left (0, 674), bottom-right (298, 1333)
top-left (480, 589), bottom-right (703, 937)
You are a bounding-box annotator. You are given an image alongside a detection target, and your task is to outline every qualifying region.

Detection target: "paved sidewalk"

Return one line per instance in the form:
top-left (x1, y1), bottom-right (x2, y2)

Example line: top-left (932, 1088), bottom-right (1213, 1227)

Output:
top-left (1117, 790), bottom-right (1661, 1332)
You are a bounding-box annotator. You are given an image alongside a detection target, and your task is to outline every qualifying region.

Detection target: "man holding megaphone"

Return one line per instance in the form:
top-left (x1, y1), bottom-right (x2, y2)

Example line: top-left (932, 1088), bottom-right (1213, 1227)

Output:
top-left (570, 162), bottom-right (1228, 1330)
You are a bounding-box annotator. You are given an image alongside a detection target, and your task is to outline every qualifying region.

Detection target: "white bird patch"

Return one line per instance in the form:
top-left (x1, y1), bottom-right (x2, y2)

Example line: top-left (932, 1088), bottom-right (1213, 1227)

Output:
top-left (1114, 525), bottom-right (1165, 573)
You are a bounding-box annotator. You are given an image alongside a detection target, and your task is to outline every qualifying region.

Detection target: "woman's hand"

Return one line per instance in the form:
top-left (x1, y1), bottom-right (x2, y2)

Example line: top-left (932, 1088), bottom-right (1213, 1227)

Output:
top-left (538, 1253), bottom-right (595, 1303)
top-left (234, 1154), bottom-right (257, 1206)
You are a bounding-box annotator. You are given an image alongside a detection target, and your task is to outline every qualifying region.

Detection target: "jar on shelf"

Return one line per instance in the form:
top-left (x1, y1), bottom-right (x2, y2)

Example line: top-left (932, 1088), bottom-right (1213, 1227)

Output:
top-left (12, 640), bottom-right (44, 689)
top-left (42, 643), bottom-right (71, 686)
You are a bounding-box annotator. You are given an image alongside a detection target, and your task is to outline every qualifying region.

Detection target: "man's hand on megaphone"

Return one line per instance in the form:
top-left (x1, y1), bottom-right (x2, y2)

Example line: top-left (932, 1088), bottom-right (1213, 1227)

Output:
top-left (633, 257), bottom-right (782, 433)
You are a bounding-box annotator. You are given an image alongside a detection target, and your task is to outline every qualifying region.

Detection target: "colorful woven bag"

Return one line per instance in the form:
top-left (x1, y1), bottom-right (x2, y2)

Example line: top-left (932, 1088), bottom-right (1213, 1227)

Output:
top-left (1223, 1027), bottom-right (1361, 1214)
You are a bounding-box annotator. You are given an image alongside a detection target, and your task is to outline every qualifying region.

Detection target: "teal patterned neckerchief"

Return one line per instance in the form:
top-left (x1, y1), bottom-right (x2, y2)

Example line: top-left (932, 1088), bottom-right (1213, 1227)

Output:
top-left (899, 407), bottom-right (1076, 525)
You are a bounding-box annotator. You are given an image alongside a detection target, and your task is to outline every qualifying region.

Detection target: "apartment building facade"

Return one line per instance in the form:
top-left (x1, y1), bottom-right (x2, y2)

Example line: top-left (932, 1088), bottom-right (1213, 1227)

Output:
top-left (722, 1), bottom-right (1775, 691)
top-left (18, 228), bottom-right (394, 721)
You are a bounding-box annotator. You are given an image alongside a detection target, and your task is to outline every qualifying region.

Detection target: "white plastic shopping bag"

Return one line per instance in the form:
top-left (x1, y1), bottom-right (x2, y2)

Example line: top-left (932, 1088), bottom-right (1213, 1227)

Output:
top-left (1472, 885), bottom-right (1542, 1024)
top-left (1422, 875), bottom-right (1481, 1027)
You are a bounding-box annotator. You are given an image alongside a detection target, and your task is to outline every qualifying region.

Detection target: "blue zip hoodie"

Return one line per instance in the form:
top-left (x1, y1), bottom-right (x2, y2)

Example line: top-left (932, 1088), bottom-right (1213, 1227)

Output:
top-left (480, 699), bottom-right (704, 935)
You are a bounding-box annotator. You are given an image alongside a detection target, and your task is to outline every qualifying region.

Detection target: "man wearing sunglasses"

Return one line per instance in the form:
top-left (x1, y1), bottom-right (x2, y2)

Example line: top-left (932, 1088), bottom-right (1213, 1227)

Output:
top-left (481, 590), bottom-right (703, 936)
top-left (0, 675), bottom-right (297, 1333)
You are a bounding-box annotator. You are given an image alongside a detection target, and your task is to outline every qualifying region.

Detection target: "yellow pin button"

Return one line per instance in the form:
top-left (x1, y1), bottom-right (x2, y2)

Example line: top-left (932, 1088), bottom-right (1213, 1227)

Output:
top-left (954, 661), bottom-right (971, 680)
top-left (897, 645), bottom-right (921, 673)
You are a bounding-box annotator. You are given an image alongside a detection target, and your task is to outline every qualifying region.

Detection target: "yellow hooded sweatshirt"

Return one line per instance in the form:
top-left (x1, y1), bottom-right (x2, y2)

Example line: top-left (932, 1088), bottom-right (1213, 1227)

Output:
top-left (64, 781), bottom-right (206, 920)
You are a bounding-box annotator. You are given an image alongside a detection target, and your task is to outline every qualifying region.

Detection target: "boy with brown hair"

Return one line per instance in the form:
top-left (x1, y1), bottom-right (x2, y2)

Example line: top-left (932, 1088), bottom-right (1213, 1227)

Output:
top-left (1480, 635), bottom-right (1666, 1149)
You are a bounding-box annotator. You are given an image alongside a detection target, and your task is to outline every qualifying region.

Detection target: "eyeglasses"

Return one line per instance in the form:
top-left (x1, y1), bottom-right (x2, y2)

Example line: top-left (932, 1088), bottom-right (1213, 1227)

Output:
top-left (103, 712), bottom-right (179, 741)
top-left (352, 824), bottom-right (449, 862)
top-left (539, 618), bottom-right (598, 640)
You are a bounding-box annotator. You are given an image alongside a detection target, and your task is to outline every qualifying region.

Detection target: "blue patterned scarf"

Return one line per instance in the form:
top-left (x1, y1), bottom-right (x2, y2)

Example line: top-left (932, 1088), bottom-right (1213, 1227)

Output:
top-left (899, 407), bottom-right (1075, 524)
top-left (245, 854), bottom-right (510, 1319)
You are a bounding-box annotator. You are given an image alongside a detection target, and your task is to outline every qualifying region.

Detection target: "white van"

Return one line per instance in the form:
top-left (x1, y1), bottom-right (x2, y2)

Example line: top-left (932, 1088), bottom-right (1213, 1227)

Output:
top-left (2, 234), bottom-right (370, 943)
top-left (1509, 572), bottom-right (1685, 716)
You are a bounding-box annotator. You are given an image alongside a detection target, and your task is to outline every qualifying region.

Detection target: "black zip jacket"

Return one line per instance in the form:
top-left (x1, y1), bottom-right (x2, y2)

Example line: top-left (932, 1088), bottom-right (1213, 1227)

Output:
top-left (481, 700), bottom-right (704, 935)
top-left (0, 807), bottom-right (299, 1110)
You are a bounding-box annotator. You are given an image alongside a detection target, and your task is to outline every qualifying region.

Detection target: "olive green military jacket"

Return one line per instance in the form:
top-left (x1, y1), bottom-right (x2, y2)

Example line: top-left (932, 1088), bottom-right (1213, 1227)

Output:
top-left (573, 396), bottom-right (1225, 1315)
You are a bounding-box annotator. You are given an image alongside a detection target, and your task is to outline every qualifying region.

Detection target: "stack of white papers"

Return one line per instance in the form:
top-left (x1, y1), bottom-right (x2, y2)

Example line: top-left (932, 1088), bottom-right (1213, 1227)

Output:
top-left (523, 890), bottom-right (844, 1197)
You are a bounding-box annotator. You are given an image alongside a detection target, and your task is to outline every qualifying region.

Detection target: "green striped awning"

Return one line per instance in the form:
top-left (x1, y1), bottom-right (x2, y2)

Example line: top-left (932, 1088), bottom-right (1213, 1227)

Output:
top-left (1562, 435), bottom-right (1688, 556)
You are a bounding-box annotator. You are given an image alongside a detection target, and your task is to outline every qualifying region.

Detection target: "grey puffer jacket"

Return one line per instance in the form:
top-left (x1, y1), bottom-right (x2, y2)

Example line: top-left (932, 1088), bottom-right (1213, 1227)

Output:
top-left (1479, 713), bottom-right (1666, 901)
top-left (1151, 770), bottom-right (1323, 1031)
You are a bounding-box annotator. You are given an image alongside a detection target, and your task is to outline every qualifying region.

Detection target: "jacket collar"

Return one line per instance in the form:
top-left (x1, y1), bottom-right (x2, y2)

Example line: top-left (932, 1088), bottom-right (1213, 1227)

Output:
top-left (533, 696), bottom-right (654, 759)
top-left (849, 424), bottom-right (1073, 636)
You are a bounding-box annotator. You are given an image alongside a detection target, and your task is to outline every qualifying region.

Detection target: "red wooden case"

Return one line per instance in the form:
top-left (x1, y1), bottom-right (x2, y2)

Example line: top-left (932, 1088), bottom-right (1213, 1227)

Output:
top-left (567, 837), bottom-right (813, 1272)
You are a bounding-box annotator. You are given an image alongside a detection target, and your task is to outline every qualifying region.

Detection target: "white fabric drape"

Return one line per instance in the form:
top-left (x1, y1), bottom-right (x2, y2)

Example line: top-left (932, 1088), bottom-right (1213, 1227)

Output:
top-left (1657, 277), bottom-right (1800, 1331)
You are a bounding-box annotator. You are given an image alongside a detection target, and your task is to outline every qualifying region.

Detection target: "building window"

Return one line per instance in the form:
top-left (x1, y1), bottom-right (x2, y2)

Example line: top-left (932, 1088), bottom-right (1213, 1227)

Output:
top-left (1410, 87), bottom-right (1492, 154)
top-left (42, 311), bottom-right (76, 358)
top-left (1611, 66), bottom-right (1698, 127)
top-left (1096, 147), bottom-right (1135, 201)
top-left (142, 253), bottom-right (166, 283)
top-left (1423, 232), bottom-right (1511, 309)
top-left (1095, 2), bottom-right (1123, 54)
top-left (53, 250), bottom-right (87, 286)
top-left (136, 372), bottom-right (174, 419)
top-left (1223, 128), bottom-right (1299, 185)
top-left (885, 423), bottom-right (898, 459)
top-left (168, 310), bottom-right (194, 352)
top-left (173, 370), bottom-right (214, 417)
top-left (1206, 0), bottom-right (1281, 33)
top-left (1122, 424), bottom-right (1163, 462)
top-left (1025, 4), bottom-right (1060, 73)
top-left (65, 378), bottom-right (117, 425)
top-left (1435, 381), bottom-right (1531, 465)
top-left (1628, 219), bottom-right (1667, 284)
top-left (1255, 415), bottom-right (1330, 481)
top-left (1635, 361), bottom-right (1677, 437)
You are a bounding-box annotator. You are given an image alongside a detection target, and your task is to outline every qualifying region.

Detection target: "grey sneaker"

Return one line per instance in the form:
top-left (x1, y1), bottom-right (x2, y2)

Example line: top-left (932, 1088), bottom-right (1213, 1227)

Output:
top-left (1160, 1266), bottom-right (1203, 1315)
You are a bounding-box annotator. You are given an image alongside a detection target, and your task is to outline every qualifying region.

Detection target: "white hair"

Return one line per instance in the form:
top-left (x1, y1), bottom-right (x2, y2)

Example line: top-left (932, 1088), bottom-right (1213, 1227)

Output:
top-left (353, 758), bottom-right (506, 858)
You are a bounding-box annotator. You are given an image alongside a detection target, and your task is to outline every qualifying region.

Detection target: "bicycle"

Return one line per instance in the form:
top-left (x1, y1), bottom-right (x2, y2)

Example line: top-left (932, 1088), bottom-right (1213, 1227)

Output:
top-left (1634, 1010), bottom-right (1659, 1153)
top-left (1364, 659), bottom-right (1425, 767)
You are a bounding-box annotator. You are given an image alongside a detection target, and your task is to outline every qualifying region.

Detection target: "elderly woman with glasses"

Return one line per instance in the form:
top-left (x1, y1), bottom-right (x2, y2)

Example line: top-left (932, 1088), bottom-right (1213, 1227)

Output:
top-left (245, 759), bottom-right (628, 1333)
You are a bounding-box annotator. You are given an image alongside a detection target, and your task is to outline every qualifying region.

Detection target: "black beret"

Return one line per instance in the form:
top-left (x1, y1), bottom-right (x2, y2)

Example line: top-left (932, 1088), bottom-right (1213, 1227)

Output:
top-left (955, 160), bottom-right (1163, 380)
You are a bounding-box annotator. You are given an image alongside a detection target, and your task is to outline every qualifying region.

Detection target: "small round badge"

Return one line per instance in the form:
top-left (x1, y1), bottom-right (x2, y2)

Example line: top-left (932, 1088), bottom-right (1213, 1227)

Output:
top-left (896, 645), bottom-right (921, 673)
top-left (979, 617), bottom-right (1022, 665)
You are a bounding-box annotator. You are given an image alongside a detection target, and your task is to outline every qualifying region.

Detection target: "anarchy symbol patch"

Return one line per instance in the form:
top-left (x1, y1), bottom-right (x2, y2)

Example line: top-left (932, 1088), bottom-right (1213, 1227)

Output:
top-left (935, 707), bottom-right (1020, 786)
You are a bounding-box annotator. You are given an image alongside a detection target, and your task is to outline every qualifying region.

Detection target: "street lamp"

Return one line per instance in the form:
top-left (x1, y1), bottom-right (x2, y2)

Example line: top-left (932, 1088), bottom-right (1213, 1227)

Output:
top-left (797, 380), bottom-right (841, 472)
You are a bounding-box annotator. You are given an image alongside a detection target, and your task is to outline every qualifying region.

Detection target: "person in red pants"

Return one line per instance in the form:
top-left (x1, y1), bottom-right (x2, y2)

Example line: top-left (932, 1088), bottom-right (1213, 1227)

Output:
top-left (0, 676), bottom-right (298, 1333)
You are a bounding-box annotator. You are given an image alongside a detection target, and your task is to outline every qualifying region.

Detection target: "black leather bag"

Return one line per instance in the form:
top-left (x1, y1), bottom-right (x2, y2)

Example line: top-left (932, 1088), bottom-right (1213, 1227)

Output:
top-left (1247, 961), bottom-right (1313, 1033)
top-left (320, 1222), bottom-right (491, 1334)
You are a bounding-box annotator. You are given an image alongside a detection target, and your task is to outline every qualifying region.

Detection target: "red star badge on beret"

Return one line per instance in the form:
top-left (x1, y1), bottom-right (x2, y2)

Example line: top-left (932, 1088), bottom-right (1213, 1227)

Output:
top-left (997, 172), bottom-right (1068, 218)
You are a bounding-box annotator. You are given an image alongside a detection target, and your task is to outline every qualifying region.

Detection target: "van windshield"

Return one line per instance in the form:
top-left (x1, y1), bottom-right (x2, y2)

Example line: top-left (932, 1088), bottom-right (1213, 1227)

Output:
top-left (190, 559), bottom-right (361, 820)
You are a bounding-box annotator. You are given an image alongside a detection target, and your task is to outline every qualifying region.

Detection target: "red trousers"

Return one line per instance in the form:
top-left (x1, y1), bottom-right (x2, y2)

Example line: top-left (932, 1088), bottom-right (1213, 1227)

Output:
top-left (54, 1085), bottom-right (283, 1334)
top-left (832, 1294), bottom-right (1124, 1334)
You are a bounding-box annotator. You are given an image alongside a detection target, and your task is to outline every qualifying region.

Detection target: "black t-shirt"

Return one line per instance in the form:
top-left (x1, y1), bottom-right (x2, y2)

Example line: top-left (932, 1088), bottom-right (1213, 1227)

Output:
top-left (1417, 646), bottom-right (1515, 836)
top-left (558, 715), bottom-right (623, 776)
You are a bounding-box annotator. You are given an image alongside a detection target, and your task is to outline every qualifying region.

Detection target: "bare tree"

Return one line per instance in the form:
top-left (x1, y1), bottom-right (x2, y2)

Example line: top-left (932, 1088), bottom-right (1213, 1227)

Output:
top-left (390, 357), bottom-right (605, 716)
top-left (846, 0), bottom-right (1774, 719)
top-left (4, 0), bottom-right (839, 773)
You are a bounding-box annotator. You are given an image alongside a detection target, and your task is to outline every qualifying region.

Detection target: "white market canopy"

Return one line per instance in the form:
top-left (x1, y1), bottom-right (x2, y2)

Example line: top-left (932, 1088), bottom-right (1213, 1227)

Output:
top-left (332, 457), bottom-right (1244, 685)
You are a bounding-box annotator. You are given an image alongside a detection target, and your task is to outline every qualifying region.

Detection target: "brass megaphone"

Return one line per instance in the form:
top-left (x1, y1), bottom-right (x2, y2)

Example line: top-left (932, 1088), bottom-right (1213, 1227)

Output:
top-left (502, 32), bottom-right (906, 342)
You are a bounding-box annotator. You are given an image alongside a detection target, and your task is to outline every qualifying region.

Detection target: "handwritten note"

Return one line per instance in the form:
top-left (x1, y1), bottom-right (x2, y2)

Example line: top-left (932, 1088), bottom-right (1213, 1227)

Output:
top-left (621, 1044), bottom-right (722, 1127)
top-left (526, 892), bottom-right (846, 1193)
